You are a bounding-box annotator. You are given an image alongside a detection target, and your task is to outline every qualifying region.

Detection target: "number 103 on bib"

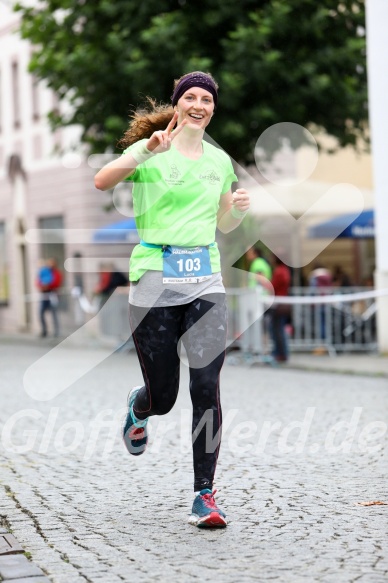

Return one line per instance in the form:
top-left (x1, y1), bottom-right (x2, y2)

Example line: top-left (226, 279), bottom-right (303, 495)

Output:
top-left (177, 258), bottom-right (201, 272)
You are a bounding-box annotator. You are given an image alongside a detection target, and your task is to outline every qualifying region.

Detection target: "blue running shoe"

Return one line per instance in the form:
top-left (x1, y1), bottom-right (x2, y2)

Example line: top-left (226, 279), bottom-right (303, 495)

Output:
top-left (188, 489), bottom-right (227, 528)
top-left (122, 386), bottom-right (148, 456)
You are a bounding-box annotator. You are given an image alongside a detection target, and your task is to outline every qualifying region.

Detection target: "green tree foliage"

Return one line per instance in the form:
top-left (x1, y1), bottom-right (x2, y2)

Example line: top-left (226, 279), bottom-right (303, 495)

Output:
top-left (15, 0), bottom-right (367, 161)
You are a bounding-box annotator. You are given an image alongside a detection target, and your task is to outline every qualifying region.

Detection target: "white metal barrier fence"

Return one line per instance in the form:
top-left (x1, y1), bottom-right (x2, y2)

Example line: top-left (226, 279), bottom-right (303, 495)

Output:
top-left (68, 286), bottom-right (379, 355)
top-left (288, 287), bottom-right (377, 355)
top-left (226, 286), bottom-right (378, 356)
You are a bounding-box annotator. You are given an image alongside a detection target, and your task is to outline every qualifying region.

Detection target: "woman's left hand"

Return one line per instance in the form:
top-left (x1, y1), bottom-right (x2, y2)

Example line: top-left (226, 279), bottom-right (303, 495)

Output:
top-left (232, 188), bottom-right (250, 213)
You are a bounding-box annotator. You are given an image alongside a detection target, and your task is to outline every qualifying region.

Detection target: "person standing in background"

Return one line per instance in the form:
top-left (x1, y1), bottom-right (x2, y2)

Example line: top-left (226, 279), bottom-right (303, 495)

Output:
top-left (308, 263), bottom-right (333, 341)
top-left (36, 258), bottom-right (62, 337)
top-left (270, 255), bottom-right (291, 362)
top-left (246, 246), bottom-right (272, 287)
top-left (332, 265), bottom-right (352, 287)
top-left (94, 263), bottom-right (129, 306)
top-left (308, 264), bottom-right (332, 289)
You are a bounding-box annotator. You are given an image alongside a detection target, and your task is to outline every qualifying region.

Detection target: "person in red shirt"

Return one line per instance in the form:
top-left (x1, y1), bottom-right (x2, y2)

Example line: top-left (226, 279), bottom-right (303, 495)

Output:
top-left (270, 256), bottom-right (291, 362)
top-left (36, 258), bottom-right (63, 337)
top-left (94, 263), bottom-right (128, 306)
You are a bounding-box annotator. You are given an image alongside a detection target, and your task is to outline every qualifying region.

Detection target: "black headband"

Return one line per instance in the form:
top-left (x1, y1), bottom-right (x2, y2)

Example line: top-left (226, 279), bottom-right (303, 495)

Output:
top-left (171, 72), bottom-right (218, 108)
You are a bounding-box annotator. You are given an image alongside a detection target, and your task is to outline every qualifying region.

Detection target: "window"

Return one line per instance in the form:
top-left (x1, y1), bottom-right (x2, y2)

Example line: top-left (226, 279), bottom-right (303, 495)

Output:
top-left (0, 222), bottom-right (9, 304)
top-left (31, 76), bottom-right (40, 121)
top-left (0, 68), bottom-right (2, 133)
top-left (38, 216), bottom-right (66, 308)
top-left (12, 61), bottom-right (21, 129)
top-left (39, 216), bottom-right (65, 265)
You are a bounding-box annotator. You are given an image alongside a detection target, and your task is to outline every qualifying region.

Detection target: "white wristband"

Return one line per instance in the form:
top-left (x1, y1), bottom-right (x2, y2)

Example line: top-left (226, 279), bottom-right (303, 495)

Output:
top-left (131, 142), bottom-right (155, 164)
top-left (231, 205), bottom-right (248, 219)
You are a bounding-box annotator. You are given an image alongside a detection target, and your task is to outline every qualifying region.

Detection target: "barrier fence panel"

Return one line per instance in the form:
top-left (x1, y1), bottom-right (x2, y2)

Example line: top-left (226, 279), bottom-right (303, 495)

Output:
top-left (98, 290), bottom-right (131, 342)
top-left (289, 287), bottom-right (377, 354)
top-left (225, 286), bottom-right (377, 356)
top-left (64, 285), bottom-right (378, 355)
top-left (226, 288), bottom-right (264, 355)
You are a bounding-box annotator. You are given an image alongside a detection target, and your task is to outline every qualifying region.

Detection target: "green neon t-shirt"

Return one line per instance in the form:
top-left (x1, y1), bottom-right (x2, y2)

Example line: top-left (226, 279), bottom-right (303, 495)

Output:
top-left (123, 140), bottom-right (237, 281)
top-left (248, 257), bottom-right (272, 287)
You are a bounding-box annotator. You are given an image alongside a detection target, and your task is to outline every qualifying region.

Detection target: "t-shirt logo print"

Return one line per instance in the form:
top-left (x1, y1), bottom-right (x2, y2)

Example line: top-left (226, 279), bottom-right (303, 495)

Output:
top-left (165, 164), bottom-right (184, 186)
top-left (169, 164), bottom-right (181, 180)
top-left (199, 170), bottom-right (220, 185)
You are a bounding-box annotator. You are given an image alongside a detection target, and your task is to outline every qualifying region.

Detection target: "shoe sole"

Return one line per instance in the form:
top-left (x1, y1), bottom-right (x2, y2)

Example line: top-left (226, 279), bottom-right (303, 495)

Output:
top-left (123, 429), bottom-right (147, 456)
top-left (188, 512), bottom-right (227, 528)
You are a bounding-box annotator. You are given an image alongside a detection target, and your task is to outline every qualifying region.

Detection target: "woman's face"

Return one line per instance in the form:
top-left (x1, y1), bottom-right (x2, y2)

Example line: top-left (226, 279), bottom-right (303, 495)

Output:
top-left (175, 87), bottom-right (215, 131)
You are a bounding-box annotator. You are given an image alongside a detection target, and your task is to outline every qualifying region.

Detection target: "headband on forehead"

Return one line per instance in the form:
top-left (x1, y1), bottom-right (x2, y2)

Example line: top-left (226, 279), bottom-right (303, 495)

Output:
top-left (171, 72), bottom-right (218, 108)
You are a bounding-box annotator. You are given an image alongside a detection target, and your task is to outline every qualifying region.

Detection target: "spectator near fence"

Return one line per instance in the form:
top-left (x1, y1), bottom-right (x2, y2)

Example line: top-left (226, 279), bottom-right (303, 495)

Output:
top-left (94, 263), bottom-right (129, 306)
top-left (308, 264), bottom-right (332, 289)
top-left (270, 256), bottom-right (291, 362)
top-left (332, 265), bottom-right (352, 287)
top-left (36, 258), bottom-right (62, 338)
top-left (308, 264), bottom-right (333, 341)
top-left (246, 246), bottom-right (272, 287)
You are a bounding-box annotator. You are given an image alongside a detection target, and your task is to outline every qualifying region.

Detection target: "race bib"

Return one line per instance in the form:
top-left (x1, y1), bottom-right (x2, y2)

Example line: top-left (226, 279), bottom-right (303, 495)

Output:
top-left (163, 245), bottom-right (212, 284)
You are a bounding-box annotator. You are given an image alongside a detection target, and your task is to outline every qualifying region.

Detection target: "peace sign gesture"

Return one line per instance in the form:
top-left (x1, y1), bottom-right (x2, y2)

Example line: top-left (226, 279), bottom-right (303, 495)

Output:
top-left (146, 112), bottom-right (187, 154)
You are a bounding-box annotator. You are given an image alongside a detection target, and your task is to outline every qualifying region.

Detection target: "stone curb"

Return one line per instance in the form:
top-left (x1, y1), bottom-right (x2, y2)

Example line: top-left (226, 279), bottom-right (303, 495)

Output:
top-left (0, 528), bottom-right (50, 583)
top-left (278, 362), bottom-right (388, 378)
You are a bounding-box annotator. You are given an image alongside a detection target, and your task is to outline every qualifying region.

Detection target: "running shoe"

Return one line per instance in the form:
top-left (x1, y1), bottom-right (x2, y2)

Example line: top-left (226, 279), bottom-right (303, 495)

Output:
top-left (188, 489), bottom-right (227, 528)
top-left (122, 386), bottom-right (148, 456)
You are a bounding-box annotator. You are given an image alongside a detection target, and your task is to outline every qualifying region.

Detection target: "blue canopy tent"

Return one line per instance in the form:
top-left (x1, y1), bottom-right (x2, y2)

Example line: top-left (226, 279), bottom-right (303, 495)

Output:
top-left (309, 209), bottom-right (375, 239)
top-left (93, 217), bottom-right (139, 244)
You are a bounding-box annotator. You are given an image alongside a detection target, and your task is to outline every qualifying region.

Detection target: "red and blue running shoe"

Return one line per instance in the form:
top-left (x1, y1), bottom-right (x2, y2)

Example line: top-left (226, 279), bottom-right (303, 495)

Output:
top-left (122, 386), bottom-right (148, 456)
top-left (188, 489), bottom-right (227, 528)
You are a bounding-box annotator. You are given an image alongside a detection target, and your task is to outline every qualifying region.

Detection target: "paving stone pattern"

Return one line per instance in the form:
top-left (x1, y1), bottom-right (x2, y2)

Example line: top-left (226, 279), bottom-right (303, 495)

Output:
top-left (0, 343), bottom-right (387, 583)
top-left (0, 554), bottom-right (46, 579)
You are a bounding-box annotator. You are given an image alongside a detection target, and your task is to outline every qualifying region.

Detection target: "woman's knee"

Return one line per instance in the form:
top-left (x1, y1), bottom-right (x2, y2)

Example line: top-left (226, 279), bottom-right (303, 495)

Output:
top-left (150, 399), bottom-right (176, 416)
top-left (146, 380), bottom-right (179, 416)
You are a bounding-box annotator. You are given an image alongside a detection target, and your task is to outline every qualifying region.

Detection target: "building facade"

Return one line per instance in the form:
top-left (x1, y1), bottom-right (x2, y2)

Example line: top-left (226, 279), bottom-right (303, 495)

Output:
top-left (0, 3), bottom-right (133, 335)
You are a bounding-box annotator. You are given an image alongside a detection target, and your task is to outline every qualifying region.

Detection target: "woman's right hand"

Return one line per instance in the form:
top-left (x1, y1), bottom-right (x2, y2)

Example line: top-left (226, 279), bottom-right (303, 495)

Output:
top-left (95, 112), bottom-right (187, 191)
top-left (146, 112), bottom-right (187, 154)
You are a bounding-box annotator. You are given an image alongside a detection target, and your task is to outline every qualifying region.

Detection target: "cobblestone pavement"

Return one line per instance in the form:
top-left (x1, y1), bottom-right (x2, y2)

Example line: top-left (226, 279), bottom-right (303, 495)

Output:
top-left (0, 342), bottom-right (387, 583)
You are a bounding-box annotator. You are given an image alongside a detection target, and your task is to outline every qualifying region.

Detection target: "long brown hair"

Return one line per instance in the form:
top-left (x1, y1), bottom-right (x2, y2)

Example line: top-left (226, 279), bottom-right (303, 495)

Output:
top-left (117, 97), bottom-right (174, 149)
top-left (117, 71), bottom-right (218, 149)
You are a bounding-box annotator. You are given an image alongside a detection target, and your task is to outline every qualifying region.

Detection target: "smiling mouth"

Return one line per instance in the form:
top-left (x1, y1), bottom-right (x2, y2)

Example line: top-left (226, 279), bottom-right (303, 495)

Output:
top-left (188, 113), bottom-right (204, 120)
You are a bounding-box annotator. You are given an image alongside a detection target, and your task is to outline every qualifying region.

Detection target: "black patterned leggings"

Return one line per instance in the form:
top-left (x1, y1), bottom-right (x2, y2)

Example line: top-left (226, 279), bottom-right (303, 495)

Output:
top-left (129, 293), bottom-right (227, 492)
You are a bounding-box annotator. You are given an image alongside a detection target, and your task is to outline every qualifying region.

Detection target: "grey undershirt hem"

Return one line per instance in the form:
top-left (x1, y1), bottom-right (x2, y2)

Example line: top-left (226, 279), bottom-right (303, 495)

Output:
top-left (129, 270), bottom-right (225, 308)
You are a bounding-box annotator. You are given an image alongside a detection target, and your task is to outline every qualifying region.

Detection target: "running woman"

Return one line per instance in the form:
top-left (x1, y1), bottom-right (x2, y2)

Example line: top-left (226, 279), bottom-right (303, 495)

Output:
top-left (94, 71), bottom-right (250, 527)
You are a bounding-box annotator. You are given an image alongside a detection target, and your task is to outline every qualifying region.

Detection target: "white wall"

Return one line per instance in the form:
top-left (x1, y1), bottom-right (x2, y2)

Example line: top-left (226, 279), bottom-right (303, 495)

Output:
top-left (0, 4), bottom-right (132, 335)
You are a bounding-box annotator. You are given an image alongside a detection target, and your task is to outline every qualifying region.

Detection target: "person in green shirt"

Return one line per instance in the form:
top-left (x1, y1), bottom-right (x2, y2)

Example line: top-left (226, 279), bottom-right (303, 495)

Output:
top-left (247, 246), bottom-right (272, 288)
top-left (94, 71), bottom-right (250, 528)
